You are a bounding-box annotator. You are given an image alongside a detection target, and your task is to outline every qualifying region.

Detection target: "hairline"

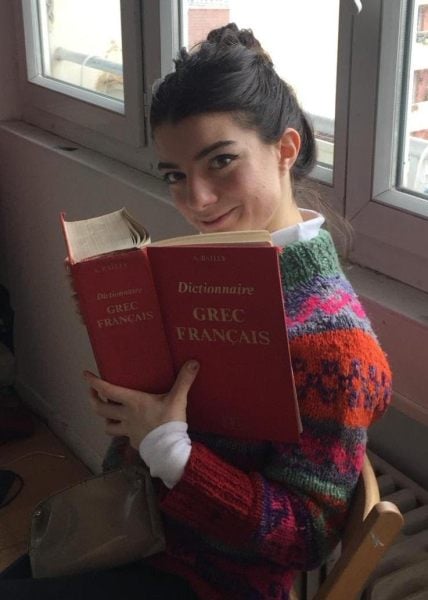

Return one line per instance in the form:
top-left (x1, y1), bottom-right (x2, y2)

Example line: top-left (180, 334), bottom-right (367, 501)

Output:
top-left (151, 108), bottom-right (281, 146)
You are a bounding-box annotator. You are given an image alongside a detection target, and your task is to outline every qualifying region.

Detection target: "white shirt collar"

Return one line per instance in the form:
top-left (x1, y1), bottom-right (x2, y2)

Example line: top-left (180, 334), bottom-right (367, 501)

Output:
top-left (271, 208), bottom-right (325, 248)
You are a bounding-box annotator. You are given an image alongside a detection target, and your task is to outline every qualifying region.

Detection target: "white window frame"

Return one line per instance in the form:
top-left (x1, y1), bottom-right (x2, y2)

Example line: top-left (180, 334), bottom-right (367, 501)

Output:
top-left (311, 0), bottom-right (356, 216)
top-left (346, 0), bottom-right (428, 293)
top-left (15, 0), bottom-right (181, 173)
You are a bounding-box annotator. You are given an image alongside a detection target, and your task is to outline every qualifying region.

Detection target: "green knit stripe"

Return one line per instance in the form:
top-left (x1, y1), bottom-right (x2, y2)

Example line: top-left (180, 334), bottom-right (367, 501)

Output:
top-left (279, 229), bottom-right (344, 290)
top-left (265, 467), bottom-right (350, 504)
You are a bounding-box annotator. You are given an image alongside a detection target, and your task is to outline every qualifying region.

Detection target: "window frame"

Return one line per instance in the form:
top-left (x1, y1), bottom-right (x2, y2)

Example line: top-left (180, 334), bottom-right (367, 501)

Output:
top-left (16, 0), bottom-right (181, 173)
top-left (14, 0), bottom-right (428, 292)
top-left (346, 0), bottom-right (428, 293)
top-left (315, 0), bottom-right (355, 215)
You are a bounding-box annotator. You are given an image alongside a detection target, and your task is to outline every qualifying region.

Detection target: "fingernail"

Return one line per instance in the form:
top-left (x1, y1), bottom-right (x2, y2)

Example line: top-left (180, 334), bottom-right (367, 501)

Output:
top-left (83, 370), bottom-right (91, 379)
top-left (188, 360), bottom-right (199, 372)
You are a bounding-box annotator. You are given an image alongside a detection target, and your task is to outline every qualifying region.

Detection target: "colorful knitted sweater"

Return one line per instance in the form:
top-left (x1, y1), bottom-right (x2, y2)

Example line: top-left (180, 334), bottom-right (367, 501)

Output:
top-left (103, 230), bottom-right (392, 599)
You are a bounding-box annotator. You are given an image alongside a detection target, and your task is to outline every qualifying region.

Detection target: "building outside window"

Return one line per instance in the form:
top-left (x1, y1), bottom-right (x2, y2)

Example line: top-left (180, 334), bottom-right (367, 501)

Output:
top-left (417, 2), bottom-right (428, 37)
top-left (185, 0), bottom-right (230, 49)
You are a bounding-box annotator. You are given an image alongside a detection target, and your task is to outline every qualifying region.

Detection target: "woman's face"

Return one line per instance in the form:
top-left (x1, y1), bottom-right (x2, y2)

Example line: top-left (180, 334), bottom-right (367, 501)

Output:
top-left (154, 112), bottom-right (300, 234)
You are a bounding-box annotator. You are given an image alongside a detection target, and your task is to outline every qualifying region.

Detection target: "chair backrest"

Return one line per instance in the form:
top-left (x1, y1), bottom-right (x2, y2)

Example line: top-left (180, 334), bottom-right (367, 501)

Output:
top-left (312, 455), bottom-right (404, 600)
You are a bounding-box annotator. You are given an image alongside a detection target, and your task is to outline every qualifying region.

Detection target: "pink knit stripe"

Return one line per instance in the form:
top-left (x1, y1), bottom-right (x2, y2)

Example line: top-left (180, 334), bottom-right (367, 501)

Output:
top-left (288, 290), bottom-right (366, 327)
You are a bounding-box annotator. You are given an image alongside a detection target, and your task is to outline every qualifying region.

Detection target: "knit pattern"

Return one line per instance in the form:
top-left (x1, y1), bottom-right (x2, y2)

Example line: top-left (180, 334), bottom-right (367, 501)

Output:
top-left (103, 230), bottom-right (392, 600)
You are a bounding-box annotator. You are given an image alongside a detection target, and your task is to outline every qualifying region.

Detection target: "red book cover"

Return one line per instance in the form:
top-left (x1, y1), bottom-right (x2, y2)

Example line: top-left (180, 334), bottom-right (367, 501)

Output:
top-left (147, 245), bottom-right (300, 442)
top-left (62, 209), bottom-right (300, 443)
top-left (70, 248), bottom-right (175, 393)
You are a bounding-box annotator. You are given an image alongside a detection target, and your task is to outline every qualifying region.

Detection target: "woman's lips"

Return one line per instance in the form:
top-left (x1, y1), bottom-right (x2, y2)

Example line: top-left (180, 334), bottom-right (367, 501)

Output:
top-left (199, 207), bottom-right (237, 228)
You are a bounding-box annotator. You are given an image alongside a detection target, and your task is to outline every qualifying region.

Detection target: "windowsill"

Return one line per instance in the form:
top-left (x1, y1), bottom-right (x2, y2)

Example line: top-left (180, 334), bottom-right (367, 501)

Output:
top-left (1, 119), bottom-right (427, 426)
top-left (345, 261), bottom-right (428, 328)
top-left (0, 120), bottom-right (176, 223)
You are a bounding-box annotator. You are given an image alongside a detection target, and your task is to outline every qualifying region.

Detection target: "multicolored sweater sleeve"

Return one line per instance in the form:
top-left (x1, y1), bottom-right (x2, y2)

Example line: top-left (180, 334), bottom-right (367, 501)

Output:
top-left (104, 230), bottom-right (392, 599)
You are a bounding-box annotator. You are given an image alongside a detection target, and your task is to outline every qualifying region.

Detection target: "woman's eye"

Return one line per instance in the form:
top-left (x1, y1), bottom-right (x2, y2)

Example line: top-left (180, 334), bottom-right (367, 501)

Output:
top-left (210, 154), bottom-right (238, 169)
top-left (163, 171), bottom-right (185, 185)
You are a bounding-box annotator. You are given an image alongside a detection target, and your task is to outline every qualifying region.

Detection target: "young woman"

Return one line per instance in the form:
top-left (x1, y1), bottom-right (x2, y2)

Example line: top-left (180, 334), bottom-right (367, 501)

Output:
top-left (0, 24), bottom-right (391, 600)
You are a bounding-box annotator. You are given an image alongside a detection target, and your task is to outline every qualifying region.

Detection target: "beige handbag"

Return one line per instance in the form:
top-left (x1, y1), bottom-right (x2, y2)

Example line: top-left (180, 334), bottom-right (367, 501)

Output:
top-left (29, 465), bottom-right (165, 578)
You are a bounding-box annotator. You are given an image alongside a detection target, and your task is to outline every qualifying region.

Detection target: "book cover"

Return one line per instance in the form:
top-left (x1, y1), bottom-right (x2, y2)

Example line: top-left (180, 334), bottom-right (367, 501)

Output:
top-left (70, 249), bottom-right (175, 393)
top-left (147, 245), bottom-right (300, 442)
top-left (62, 209), bottom-right (300, 442)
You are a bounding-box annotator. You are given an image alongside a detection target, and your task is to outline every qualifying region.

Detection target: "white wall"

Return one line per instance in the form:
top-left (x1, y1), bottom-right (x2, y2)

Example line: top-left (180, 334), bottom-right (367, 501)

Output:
top-left (0, 0), bottom-right (20, 120)
top-left (0, 0), bottom-right (21, 307)
top-left (0, 123), bottom-right (193, 471)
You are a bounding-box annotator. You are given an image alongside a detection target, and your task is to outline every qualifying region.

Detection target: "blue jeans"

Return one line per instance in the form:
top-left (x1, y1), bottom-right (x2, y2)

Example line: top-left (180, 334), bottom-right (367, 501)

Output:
top-left (0, 554), bottom-right (198, 599)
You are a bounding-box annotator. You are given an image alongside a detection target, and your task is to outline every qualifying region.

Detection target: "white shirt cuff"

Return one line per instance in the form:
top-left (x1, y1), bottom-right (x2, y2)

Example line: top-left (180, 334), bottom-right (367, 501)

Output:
top-left (139, 421), bottom-right (192, 489)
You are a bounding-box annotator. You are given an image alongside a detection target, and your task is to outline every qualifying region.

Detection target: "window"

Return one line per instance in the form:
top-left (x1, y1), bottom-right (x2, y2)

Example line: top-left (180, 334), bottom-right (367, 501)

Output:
top-left (346, 0), bottom-right (428, 293)
top-left (24, 0), bottom-right (124, 111)
top-left (18, 0), bottom-right (162, 172)
top-left (401, 2), bottom-right (428, 196)
top-left (15, 0), bottom-right (428, 292)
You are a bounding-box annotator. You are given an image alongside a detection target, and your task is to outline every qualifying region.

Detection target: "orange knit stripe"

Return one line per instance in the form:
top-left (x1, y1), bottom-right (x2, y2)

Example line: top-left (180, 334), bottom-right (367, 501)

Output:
top-left (290, 329), bottom-right (392, 428)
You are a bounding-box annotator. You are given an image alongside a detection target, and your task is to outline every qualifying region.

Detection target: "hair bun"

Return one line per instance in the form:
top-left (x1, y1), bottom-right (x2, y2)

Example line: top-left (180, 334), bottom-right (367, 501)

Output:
top-left (206, 23), bottom-right (272, 65)
top-left (236, 28), bottom-right (260, 51)
top-left (206, 22), bottom-right (239, 44)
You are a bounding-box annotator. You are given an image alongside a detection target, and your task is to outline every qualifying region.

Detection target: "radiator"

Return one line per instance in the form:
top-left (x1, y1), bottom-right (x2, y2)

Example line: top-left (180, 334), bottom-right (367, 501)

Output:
top-left (299, 450), bottom-right (428, 600)
top-left (363, 450), bottom-right (428, 600)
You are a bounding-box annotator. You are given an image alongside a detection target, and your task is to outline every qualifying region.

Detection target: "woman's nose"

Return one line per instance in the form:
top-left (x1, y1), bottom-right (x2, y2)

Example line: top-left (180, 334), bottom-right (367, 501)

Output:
top-left (186, 176), bottom-right (218, 210)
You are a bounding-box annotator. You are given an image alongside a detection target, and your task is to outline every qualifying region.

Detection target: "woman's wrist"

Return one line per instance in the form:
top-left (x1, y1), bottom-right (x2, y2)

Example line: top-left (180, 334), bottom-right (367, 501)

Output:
top-left (139, 421), bottom-right (192, 489)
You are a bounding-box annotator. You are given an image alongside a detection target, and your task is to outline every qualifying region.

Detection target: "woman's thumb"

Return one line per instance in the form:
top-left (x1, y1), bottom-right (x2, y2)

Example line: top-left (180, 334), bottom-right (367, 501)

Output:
top-left (170, 360), bottom-right (200, 401)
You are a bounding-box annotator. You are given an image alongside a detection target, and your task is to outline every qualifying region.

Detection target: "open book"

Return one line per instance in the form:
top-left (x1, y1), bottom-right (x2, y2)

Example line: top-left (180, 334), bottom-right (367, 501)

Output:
top-left (61, 208), bottom-right (300, 442)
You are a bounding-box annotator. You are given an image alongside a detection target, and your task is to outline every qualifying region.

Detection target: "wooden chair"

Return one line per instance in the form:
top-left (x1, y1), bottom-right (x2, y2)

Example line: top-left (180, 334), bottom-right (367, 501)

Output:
top-left (291, 455), bottom-right (404, 600)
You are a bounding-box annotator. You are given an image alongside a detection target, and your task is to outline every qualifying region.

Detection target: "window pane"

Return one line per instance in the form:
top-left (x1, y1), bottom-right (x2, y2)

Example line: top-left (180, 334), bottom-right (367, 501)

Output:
top-left (36, 0), bottom-right (123, 103)
top-left (180, 0), bottom-right (339, 170)
top-left (400, 0), bottom-right (428, 198)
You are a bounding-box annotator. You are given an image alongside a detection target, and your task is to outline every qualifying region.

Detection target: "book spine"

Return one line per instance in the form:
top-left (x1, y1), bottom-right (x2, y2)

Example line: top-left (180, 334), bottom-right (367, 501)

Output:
top-left (70, 248), bottom-right (175, 393)
top-left (60, 212), bottom-right (74, 263)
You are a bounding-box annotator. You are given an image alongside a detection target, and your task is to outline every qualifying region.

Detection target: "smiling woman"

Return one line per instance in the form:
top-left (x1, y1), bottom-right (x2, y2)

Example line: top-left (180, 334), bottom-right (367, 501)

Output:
top-left (0, 21), bottom-right (393, 600)
top-left (102, 23), bottom-right (390, 599)
top-left (150, 24), bottom-right (315, 236)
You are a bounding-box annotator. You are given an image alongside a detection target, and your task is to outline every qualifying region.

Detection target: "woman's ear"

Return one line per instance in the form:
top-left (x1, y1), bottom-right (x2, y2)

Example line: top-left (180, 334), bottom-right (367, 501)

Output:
top-left (278, 128), bottom-right (301, 173)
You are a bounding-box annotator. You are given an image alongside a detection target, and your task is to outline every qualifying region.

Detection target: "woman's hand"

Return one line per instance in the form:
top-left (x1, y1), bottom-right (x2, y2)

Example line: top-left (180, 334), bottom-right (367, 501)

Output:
top-left (84, 360), bottom-right (199, 449)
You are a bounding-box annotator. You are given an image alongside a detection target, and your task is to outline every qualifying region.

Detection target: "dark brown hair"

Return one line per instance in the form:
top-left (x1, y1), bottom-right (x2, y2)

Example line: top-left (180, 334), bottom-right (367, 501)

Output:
top-left (150, 23), bottom-right (316, 182)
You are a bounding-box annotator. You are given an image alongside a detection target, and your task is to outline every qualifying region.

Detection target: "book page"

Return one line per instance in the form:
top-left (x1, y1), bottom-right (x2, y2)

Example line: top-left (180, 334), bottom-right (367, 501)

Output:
top-left (63, 209), bottom-right (150, 263)
top-left (151, 230), bottom-right (272, 247)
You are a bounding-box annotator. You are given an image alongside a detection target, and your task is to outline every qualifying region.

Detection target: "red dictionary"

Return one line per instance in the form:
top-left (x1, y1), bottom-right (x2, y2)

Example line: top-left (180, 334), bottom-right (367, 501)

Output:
top-left (62, 208), bottom-right (301, 442)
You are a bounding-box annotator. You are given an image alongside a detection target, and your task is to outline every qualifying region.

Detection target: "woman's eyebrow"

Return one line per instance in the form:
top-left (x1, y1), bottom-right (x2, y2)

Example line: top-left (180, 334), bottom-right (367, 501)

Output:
top-left (157, 140), bottom-right (235, 170)
top-left (194, 140), bottom-right (235, 160)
